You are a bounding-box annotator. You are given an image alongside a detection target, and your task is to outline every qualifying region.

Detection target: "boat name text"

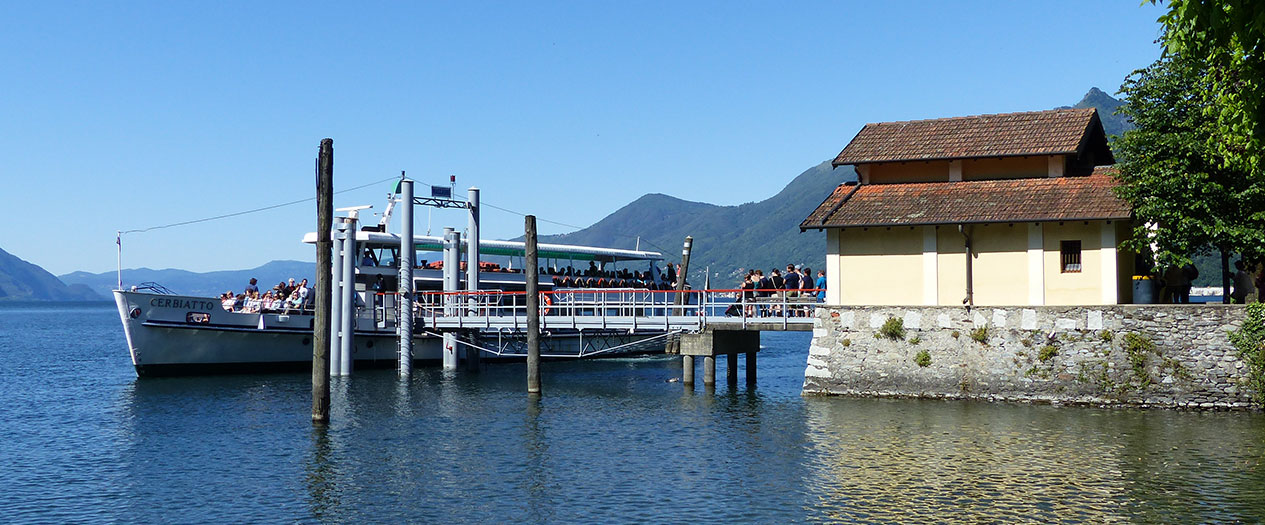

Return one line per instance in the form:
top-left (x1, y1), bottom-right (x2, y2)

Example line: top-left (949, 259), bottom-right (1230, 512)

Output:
top-left (150, 298), bottom-right (215, 311)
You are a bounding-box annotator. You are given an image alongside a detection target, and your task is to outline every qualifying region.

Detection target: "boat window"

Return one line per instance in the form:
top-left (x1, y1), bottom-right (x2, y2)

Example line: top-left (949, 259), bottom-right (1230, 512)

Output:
top-left (186, 312), bottom-right (211, 324)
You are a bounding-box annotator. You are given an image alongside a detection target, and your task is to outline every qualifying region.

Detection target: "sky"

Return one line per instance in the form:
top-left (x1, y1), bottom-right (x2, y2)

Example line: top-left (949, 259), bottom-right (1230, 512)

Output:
top-left (0, 1), bottom-right (1168, 276)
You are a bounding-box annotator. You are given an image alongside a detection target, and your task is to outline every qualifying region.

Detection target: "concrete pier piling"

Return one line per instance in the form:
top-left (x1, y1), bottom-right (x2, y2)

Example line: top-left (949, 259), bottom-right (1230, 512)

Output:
top-left (681, 328), bottom-right (760, 390)
top-left (727, 353), bottom-right (738, 385)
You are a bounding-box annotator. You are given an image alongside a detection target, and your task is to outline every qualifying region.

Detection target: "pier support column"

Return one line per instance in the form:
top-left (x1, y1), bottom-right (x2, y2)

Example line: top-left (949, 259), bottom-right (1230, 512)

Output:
top-left (746, 351), bottom-right (757, 385)
top-left (339, 216), bottom-right (357, 376)
top-left (442, 227), bottom-right (460, 370)
top-left (397, 178), bottom-right (414, 377)
top-left (703, 356), bottom-right (715, 386)
top-left (726, 352), bottom-right (738, 385)
top-left (682, 355), bottom-right (694, 385)
top-left (330, 222), bottom-right (346, 377)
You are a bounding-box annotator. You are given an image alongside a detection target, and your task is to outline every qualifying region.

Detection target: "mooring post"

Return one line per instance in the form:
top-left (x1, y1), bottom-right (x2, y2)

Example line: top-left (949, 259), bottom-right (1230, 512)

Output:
top-left (703, 355), bottom-right (715, 387)
top-left (673, 235), bottom-right (693, 315)
top-left (727, 352), bottom-right (738, 385)
top-left (442, 227), bottom-right (460, 370)
top-left (466, 187), bottom-right (481, 371)
top-left (746, 350), bottom-right (757, 385)
top-left (312, 138), bottom-right (333, 424)
top-left (398, 179), bottom-right (414, 377)
top-left (525, 215), bottom-right (541, 395)
top-left (340, 216), bottom-right (357, 376)
top-left (330, 221), bottom-right (345, 377)
top-left (682, 355), bottom-right (694, 386)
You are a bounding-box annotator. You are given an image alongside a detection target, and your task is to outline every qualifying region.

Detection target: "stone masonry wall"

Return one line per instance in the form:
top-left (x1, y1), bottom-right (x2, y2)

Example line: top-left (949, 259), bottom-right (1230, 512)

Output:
top-left (803, 305), bottom-right (1256, 409)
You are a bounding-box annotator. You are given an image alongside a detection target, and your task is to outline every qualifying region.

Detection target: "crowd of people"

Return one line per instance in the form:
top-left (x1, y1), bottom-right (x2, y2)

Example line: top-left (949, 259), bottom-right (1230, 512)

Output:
top-left (547, 261), bottom-right (686, 290)
top-left (220, 277), bottom-right (310, 313)
top-left (729, 265), bottom-right (826, 317)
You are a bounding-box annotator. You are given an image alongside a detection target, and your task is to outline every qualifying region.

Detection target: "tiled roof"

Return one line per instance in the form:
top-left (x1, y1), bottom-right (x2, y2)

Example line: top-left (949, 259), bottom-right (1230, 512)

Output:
top-left (801, 167), bottom-right (1130, 229)
top-left (832, 108), bottom-right (1102, 166)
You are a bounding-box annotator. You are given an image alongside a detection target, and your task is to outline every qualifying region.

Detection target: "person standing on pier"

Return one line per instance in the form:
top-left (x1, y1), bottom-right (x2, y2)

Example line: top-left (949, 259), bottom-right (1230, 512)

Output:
top-left (815, 270), bottom-right (827, 302)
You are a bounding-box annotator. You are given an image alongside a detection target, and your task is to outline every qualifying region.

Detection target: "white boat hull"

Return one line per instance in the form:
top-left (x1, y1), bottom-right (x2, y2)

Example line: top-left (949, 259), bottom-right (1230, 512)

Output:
top-left (113, 290), bottom-right (666, 376)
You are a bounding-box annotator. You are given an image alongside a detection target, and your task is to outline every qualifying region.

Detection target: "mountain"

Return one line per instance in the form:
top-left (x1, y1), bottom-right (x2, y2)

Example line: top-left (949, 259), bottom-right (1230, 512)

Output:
top-left (1067, 87), bottom-right (1134, 139)
top-left (0, 247), bottom-right (102, 301)
top-left (60, 260), bottom-right (314, 299)
top-left (538, 161), bottom-right (856, 283)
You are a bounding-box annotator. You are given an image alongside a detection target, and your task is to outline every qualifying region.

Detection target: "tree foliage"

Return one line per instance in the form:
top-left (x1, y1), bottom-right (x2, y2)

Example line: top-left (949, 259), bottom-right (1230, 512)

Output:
top-left (1155, 0), bottom-right (1264, 170)
top-left (1113, 53), bottom-right (1265, 267)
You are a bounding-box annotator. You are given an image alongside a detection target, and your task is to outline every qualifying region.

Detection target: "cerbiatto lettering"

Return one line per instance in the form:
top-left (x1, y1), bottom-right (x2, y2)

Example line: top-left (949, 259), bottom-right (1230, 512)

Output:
top-left (150, 298), bottom-right (215, 311)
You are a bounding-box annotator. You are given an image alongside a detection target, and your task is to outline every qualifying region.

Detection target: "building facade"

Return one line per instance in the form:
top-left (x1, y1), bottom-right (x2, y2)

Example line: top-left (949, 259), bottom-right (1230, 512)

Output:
top-left (802, 108), bottom-right (1134, 306)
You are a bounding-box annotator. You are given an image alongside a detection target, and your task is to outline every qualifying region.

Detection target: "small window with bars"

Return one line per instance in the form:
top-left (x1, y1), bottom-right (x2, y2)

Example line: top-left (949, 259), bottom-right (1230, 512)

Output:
top-left (1061, 240), bottom-right (1082, 273)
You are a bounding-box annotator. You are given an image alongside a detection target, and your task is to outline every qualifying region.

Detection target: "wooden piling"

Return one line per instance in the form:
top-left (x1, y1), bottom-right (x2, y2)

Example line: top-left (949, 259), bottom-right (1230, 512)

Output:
top-left (672, 236), bottom-right (693, 315)
top-left (525, 215), bottom-right (541, 395)
top-left (312, 138), bottom-right (333, 424)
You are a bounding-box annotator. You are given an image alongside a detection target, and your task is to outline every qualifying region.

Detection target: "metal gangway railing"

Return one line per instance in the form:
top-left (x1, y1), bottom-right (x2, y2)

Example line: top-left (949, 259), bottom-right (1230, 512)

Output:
top-left (374, 288), bottom-right (822, 333)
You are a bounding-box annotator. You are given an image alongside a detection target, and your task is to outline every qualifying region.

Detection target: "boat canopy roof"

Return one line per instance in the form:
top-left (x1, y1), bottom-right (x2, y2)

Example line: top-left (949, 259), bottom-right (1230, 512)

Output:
top-left (302, 231), bottom-right (662, 263)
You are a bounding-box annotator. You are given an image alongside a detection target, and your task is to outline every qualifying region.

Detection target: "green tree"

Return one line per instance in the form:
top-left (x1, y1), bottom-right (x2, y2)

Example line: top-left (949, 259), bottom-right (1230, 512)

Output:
top-left (1113, 53), bottom-right (1265, 296)
top-left (1155, 0), bottom-right (1263, 170)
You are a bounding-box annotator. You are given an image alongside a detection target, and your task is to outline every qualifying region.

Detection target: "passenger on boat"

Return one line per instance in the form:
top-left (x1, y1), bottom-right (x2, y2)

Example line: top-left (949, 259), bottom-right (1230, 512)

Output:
top-left (297, 279), bottom-right (310, 308)
top-left (284, 290), bottom-right (303, 312)
top-left (245, 278), bottom-right (259, 295)
top-left (221, 292), bottom-right (236, 311)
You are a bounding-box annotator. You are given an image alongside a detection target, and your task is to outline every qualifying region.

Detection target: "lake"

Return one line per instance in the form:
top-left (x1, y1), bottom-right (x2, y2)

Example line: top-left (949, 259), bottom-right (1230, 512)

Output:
top-left (2, 302), bottom-right (1264, 522)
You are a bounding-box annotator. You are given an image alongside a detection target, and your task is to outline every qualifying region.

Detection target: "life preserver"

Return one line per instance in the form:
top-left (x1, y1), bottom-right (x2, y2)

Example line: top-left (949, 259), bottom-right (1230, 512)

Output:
top-left (542, 294), bottom-right (553, 315)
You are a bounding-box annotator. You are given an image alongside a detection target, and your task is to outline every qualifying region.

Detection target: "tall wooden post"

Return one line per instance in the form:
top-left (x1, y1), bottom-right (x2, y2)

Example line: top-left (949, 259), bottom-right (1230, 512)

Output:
top-left (668, 236), bottom-right (693, 355)
top-left (673, 236), bottom-right (693, 315)
top-left (312, 138), bottom-right (333, 424)
top-left (525, 215), bottom-right (541, 395)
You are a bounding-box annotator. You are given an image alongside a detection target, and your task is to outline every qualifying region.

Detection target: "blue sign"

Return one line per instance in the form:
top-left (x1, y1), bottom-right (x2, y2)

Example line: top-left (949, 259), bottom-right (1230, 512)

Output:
top-left (431, 186), bottom-right (452, 199)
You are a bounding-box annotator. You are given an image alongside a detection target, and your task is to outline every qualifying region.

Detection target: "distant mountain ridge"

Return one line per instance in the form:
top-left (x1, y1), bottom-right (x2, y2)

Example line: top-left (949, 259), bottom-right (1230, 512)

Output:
top-left (0, 247), bottom-right (101, 301)
top-left (538, 161), bottom-right (857, 282)
top-left (61, 260), bottom-right (314, 299)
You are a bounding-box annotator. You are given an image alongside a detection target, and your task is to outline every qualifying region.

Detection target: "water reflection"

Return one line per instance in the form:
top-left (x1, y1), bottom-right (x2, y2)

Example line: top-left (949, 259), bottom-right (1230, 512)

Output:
top-left (802, 398), bottom-right (1265, 522)
top-left (305, 426), bottom-right (339, 521)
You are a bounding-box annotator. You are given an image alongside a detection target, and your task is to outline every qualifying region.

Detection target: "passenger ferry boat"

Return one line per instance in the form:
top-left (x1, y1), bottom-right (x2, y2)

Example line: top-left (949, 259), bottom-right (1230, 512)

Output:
top-left (113, 205), bottom-right (669, 376)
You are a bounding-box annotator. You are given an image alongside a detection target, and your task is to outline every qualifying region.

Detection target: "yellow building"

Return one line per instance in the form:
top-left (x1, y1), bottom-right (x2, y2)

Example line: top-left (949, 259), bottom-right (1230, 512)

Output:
top-left (802, 108), bottom-right (1134, 306)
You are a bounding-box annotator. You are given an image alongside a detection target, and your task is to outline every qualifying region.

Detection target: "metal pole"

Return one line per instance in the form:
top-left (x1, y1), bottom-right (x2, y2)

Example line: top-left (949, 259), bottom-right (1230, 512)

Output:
top-left (526, 215), bottom-right (541, 395)
top-left (442, 227), bottom-right (460, 370)
top-left (398, 180), bottom-right (414, 377)
top-left (312, 138), bottom-right (333, 424)
top-left (340, 217), bottom-right (357, 375)
top-left (330, 222), bottom-right (345, 377)
top-left (466, 187), bottom-right (481, 371)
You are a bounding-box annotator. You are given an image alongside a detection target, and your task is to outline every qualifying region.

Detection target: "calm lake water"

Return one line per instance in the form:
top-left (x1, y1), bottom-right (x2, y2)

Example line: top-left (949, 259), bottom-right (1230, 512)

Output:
top-left (2, 302), bottom-right (1264, 523)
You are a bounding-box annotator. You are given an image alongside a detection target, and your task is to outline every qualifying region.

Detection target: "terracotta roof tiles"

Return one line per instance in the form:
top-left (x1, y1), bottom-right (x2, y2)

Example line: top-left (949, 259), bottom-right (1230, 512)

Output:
top-left (801, 167), bottom-right (1130, 229)
top-left (833, 108), bottom-right (1101, 166)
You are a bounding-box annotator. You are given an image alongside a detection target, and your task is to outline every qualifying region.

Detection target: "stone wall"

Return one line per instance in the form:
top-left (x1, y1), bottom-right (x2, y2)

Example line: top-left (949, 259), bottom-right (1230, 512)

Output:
top-left (803, 305), bottom-right (1256, 409)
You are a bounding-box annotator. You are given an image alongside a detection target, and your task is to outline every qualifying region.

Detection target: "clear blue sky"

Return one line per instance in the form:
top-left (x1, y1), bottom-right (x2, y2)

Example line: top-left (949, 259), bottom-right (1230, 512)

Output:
top-left (0, 1), bottom-right (1166, 276)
